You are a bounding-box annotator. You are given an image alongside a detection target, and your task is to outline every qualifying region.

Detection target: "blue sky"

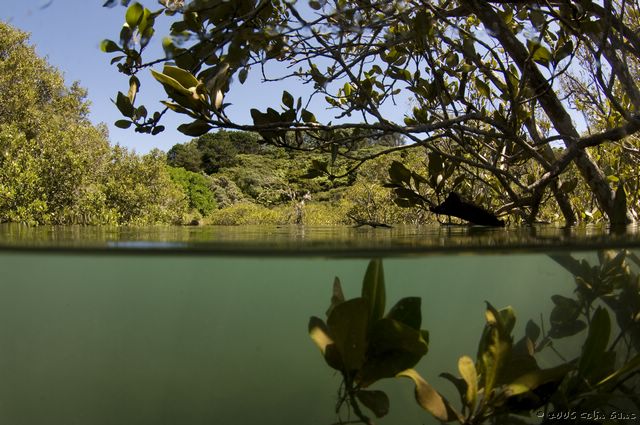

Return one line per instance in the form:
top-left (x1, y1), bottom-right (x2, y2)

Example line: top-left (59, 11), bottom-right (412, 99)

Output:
top-left (2, 0), bottom-right (319, 153)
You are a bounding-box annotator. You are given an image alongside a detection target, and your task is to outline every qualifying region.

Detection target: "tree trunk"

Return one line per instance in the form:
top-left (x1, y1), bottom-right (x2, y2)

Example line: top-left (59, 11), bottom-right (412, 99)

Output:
top-left (464, 0), bottom-right (634, 224)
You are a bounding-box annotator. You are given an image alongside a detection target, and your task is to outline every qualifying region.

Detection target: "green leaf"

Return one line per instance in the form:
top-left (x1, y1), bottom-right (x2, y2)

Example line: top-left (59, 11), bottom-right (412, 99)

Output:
top-left (612, 180), bottom-right (627, 226)
top-left (386, 297), bottom-right (421, 330)
top-left (398, 369), bottom-right (462, 422)
top-left (151, 69), bottom-right (191, 95)
top-left (327, 297), bottom-right (369, 372)
top-left (114, 119), bottom-right (132, 129)
top-left (388, 161), bottom-right (412, 185)
top-left (362, 259), bottom-right (386, 324)
top-left (458, 355), bottom-right (477, 412)
top-left (549, 320), bottom-right (587, 339)
top-left (597, 353), bottom-right (640, 387)
top-left (326, 277), bottom-right (345, 317)
top-left (301, 109), bottom-right (316, 123)
top-left (427, 152), bottom-right (444, 182)
top-left (525, 320), bottom-right (540, 343)
top-left (477, 302), bottom-right (513, 399)
top-left (282, 91), bottom-right (294, 109)
top-left (476, 78), bottom-right (491, 98)
top-left (578, 307), bottom-right (611, 381)
top-left (358, 318), bottom-right (428, 385)
top-left (125, 2), bottom-right (144, 28)
top-left (309, 316), bottom-right (344, 371)
top-left (356, 390), bottom-right (389, 418)
top-left (128, 76), bottom-right (140, 104)
top-left (115, 91), bottom-right (134, 117)
top-left (100, 39), bottom-right (121, 53)
top-left (309, 0), bottom-right (322, 10)
top-left (527, 40), bottom-right (552, 67)
top-left (550, 294), bottom-right (581, 325)
top-left (505, 363), bottom-right (573, 398)
top-left (238, 68), bottom-right (248, 84)
top-left (177, 120), bottom-right (212, 137)
top-left (162, 65), bottom-right (200, 89)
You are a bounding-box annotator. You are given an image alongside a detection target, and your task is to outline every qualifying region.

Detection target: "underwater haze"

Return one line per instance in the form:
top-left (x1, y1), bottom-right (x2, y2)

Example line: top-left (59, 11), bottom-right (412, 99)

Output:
top-left (1, 225), bottom-right (639, 424)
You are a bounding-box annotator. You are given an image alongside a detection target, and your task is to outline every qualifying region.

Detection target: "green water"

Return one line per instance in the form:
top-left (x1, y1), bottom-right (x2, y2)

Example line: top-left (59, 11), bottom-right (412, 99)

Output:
top-left (0, 225), bottom-right (639, 424)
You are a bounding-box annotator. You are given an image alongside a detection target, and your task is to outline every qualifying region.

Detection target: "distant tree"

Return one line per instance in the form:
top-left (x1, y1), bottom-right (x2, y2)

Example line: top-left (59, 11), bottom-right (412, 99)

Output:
top-left (196, 132), bottom-right (239, 173)
top-left (167, 130), bottom-right (261, 174)
top-left (167, 140), bottom-right (202, 172)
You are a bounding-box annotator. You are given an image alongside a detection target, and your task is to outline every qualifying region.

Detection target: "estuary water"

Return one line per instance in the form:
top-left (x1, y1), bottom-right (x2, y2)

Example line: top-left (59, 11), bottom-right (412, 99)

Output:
top-left (0, 224), bottom-right (639, 425)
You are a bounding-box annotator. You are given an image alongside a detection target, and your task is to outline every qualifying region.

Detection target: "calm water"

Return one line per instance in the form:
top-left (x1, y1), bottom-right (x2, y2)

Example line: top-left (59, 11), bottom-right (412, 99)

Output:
top-left (0, 224), bottom-right (639, 424)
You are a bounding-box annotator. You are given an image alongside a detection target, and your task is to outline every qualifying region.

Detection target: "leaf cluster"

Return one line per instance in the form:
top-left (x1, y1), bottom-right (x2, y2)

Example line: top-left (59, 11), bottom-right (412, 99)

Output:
top-left (309, 259), bottom-right (429, 422)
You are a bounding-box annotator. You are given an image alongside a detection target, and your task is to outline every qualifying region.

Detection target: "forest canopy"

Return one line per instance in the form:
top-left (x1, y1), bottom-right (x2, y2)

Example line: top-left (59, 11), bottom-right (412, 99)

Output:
top-left (102, 0), bottom-right (640, 225)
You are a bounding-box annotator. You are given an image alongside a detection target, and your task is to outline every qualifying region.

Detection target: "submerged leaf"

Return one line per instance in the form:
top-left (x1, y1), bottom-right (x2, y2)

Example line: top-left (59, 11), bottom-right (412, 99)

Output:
top-left (326, 277), bottom-right (345, 317)
top-left (578, 307), bottom-right (611, 381)
top-left (356, 390), bottom-right (390, 418)
top-left (505, 364), bottom-right (572, 396)
top-left (358, 318), bottom-right (428, 385)
top-left (362, 259), bottom-right (386, 324)
top-left (398, 369), bottom-right (462, 422)
top-left (327, 297), bottom-right (369, 372)
top-left (386, 297), bottom-right (422, 330)
top-left (309, 316), bottom-right (343, 371)
top-left (597, 353), bottom-right (640, 387)
top-left (458, 355), bottom-right (477, 412)
top-left (478, 302), bottom-right (513, 399)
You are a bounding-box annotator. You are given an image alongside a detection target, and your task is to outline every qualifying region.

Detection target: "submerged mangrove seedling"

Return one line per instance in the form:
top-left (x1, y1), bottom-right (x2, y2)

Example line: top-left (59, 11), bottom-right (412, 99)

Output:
top-left (309, 259), bottom-right (429, 424)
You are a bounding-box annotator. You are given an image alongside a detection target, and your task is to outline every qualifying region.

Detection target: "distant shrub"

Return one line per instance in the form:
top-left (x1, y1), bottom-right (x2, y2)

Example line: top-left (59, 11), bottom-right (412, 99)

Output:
top-left (168, 166), bottom-right (217, 216)
top-left (208, 202), bottom-right (288, 225)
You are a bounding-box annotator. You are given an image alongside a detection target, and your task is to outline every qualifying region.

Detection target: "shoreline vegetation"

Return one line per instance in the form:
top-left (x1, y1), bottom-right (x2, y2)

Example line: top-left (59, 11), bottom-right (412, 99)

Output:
top-left (1, 21), bottom-right (638, 227)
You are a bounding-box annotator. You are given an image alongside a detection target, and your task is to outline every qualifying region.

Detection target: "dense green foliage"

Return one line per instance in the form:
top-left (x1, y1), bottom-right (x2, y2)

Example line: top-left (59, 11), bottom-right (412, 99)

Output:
top-left (103, 0), bottom-right (640, 226)
top-left (0, 23), bottom-right (187, 225)
top-left (167, 166), bottom-right (216, 217)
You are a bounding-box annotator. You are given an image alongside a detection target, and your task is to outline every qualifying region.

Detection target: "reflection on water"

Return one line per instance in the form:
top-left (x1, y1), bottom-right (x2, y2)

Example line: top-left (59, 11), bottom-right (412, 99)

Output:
top-left (1, 223), bottom-right (640, 256)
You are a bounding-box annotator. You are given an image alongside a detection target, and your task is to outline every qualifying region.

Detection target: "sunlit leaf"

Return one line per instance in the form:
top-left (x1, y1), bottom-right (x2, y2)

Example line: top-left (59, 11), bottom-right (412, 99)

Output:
top-left (125, 2), bottom-right (144, 28)
top-left (162, 65), bottom-right (200, 89)
top-left (100, 39), bottom-right (121, 53)
top-left (478, 302), bottom-right (512, 399)
top-left (597, 353), bottom-right (640, 387)
top-left (505, 363), bottom-right (572, 398)
top-left (398, 369), bottom-right (462, 422)
top-left (309, 316), bottom-right (343, 371)
top-left (458, 355), bottom-right (477, 412)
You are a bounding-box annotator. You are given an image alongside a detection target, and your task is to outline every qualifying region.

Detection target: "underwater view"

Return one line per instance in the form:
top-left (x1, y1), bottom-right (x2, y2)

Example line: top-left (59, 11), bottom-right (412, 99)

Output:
top-left (1, 225), bottom-right (639, 425)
